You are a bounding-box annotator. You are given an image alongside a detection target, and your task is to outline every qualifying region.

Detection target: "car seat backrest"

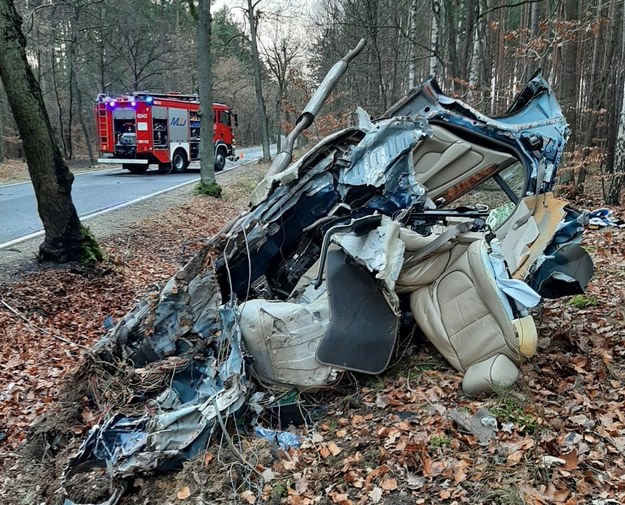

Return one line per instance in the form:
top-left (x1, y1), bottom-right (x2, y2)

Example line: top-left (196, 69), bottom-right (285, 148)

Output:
top-left (413, 125), bottom-right (516, 200)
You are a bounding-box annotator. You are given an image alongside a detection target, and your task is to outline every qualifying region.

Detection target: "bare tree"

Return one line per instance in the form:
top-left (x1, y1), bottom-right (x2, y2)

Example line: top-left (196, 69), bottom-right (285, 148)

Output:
top-left (607, 1), bottom-right (625, 205)
top-left (262, 30), bottom-right (303, 152)
top-left (0, 0), bottom-right (100, 262)
top-left (194, 0), bottom-right (220, 195)
top-left (245, 0), bottom-right (271, 161)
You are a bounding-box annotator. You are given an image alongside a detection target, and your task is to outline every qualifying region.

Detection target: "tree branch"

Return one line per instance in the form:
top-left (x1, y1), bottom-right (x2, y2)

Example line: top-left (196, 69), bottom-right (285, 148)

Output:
top-left (478, 0), bottom-right (544, 19)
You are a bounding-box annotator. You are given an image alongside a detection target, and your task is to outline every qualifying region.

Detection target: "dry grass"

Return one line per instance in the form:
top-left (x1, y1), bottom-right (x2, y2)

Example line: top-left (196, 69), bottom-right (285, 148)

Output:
top-left (0, 159), bottom-right (29, 184)
top-left (0, 158), bottom-right (101, 185)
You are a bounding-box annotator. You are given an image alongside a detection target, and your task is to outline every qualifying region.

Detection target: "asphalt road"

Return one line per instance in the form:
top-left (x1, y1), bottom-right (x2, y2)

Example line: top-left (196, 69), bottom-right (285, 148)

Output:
top-left (0, 145), bottom-right (276, 246)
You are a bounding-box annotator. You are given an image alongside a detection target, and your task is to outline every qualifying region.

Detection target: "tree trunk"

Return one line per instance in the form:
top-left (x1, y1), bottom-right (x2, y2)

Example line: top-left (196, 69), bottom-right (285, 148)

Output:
top-left (575, 0), bottom-right (614, 192)
top-left (461, 0), bottom-right (475, 81)
top-left (444, 0), bottom-right (460, 82)
top-left (430, 0), bottom-right (440, 75)
top-left (67, 30), bottom-right (75, 161)
top-left (468, 12), bottom-right (482, 92)
top-left (247, 0), bottom-right (271, 162)
top-left (607, 77), bottom-right (625, 205)
top-left (607, 2), bottom-right (625, 204)
top-left (76, 84), bottom-right (95, 165)
top-left (561, 0), bottom-right (579, 150)
top-left (408, 0), bottom-right (417, 89)
top-left (51, 46), bottom-right (69, 158)
top-left (274, 87), bottom-right (282, 152)
top-left (0, 0), bottom-right (89, 262)
top-left (0, 82), bottom-right (5, 163)
top-left (197, 0), bottom-right (216, 187)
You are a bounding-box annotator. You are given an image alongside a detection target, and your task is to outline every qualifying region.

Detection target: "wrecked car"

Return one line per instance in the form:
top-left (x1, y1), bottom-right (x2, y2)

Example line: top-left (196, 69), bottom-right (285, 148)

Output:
top-left (63, 40), bottom-right (593, 502)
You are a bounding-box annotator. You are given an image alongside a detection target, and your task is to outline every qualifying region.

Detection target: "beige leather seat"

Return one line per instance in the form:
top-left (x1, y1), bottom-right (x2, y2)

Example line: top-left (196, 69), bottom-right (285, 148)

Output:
top-left (408, 240), bottom-right (535, 394)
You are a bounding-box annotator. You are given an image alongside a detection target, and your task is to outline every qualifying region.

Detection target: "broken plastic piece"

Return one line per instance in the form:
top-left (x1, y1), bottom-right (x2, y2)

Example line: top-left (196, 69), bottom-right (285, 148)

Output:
top-left (254, 426), bottom-right (301, 450)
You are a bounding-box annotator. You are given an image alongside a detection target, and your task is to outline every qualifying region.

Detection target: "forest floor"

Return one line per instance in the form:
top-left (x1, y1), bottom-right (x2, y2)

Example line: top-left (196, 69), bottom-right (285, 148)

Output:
top-left (0, 165), bottom-right (624, 505)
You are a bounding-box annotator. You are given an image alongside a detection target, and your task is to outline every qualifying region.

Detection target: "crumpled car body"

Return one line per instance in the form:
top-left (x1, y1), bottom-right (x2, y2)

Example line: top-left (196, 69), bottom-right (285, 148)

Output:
top-left (64, 69), bottom-right (593, 500)
top-left (217, 70), bottom-right (592, 391)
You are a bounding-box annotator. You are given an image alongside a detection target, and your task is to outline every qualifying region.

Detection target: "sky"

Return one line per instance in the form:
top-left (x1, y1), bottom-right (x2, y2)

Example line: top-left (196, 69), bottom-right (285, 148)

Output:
top-left (211, 0), bottom-right (315, 28)
top-left (210, 0), bottom-right (315, 57)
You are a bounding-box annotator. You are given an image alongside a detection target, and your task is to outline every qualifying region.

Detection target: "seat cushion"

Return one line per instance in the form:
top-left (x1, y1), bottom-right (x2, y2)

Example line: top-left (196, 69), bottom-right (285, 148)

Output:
top-left (410, 240), bottom-right (519, 372)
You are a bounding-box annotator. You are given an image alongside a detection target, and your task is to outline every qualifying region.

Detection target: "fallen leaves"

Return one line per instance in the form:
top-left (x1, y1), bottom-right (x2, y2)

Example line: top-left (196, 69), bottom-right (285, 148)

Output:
top-left (1, 179), bottom-right (625, 505)
top-left (0, 188), bottom-right (244, 493)
top-left (380, 478), bottom-right (398, 491)
top-left (318, 441), bottom-right (342, 458)
top-left (240, 490), bottom-right (256, 504)
top-left (560, 449), bottom-right (579, 471)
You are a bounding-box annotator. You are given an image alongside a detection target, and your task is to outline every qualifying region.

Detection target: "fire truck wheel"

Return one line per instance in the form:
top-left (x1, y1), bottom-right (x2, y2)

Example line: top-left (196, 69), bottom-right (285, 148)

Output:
top-left (123, 164), bottom-right (149, 174)
top-left (172, 149), bottom-right (189, 173)
top-left (214, 148), bottom-right (226, 172)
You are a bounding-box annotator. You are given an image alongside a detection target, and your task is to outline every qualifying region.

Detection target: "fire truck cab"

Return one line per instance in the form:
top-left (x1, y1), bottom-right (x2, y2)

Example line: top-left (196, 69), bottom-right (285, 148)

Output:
top-left (95, 92), bottom-right (237, 174)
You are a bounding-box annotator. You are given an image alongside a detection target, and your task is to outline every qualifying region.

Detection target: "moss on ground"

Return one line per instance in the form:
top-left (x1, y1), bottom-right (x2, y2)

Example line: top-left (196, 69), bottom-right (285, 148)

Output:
top-left (195, 182), bottom-right (223, 197)
top-left (80, 225), bottom-right (104, 264)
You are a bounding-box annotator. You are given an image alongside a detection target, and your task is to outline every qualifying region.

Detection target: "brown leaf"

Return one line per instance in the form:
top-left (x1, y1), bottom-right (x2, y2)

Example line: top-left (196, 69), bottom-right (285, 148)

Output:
top-left (544, 483), bottom-right (570, 503)
top-left (507, 450), bottom-right (524, 464)
top-left (240, 490), bottom-right (256, 504)
top-left (177, 486), bottom-right (191, 500)
top-left (203, 452), bottom-right (213, 466)
top-left (327, 442), bottom-right (342, 456)
top-left (454, 466), bottom-right (467, 483)
top-left (421, 451), bottom-right (433, 476)
top-left (521, 486), bottom-right (548, 504)
top-left (560, 449), bottom-right (579, 471)
top-left (319, 445), bottom-right (331, 458)
top-left (380, 478), bottom-right (398, 491)
top-left (439, 489), bottom-right (452, 499)
top-left (328, 491), bottom-right (351, 504)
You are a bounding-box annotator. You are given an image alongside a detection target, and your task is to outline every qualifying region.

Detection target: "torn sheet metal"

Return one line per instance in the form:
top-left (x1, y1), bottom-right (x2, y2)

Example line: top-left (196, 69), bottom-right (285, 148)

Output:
top-left (383, 70), bottom-right (569, 196)
top-left (65, 62), bottom-right (595, 502)
top-left (340, 117), bottom-right (430, 188)
top-left (527, 242), bottom-right (594, 298)
top-left (64, 302), bottom-right (248, 499)
top-left (331, 217), bottom-right (405, 311)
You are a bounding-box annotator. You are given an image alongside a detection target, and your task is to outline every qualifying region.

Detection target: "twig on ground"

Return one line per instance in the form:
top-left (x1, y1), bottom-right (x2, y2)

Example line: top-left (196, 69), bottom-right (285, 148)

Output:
top-left (0, 298), bottom-right (89, 350)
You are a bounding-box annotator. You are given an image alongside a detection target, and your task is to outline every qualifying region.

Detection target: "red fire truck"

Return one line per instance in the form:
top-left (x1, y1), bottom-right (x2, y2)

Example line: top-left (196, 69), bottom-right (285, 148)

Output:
top-left (95, 92), bottom-right (237, 173)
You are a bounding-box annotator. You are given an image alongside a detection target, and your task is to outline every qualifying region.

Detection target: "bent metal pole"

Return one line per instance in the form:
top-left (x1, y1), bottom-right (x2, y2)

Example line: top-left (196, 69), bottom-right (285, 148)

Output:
top-left (264, 38), bottom-right (367, 179)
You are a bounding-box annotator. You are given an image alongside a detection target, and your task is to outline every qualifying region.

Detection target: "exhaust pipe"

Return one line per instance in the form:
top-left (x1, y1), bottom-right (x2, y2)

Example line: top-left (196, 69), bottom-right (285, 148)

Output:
top-left (264, 38), bottom-right (367, 179)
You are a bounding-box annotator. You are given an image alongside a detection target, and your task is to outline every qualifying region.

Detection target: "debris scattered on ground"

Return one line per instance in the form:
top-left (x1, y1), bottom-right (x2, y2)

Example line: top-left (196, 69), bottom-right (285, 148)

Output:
top-left (448, 408), bottom-right (498, 444)
top-left (0, 173), bottom-right (624, 504)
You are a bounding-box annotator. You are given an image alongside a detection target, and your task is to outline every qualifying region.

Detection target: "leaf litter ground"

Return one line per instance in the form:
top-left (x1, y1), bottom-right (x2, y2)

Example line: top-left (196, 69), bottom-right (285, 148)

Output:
top-left (0, 169), bottom-right (624, 505)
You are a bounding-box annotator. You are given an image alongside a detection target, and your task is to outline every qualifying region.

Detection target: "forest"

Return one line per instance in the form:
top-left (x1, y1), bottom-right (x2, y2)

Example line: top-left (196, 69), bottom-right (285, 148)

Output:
top-left (0, 0), bottom-right (624, 204)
